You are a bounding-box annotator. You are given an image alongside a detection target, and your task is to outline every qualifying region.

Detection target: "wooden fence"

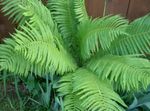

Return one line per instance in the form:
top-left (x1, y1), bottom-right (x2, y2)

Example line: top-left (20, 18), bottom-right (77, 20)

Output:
top-left (0, 0), bottom-right (150, 40)
top-left (86, 0), bottom-right (150, 20)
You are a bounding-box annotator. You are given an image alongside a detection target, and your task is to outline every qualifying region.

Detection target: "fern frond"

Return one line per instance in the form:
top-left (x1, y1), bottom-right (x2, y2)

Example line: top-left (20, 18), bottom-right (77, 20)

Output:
top-left (87, 55), bottom-right (150, 91)
top-left (58, 74), bottom-right (86, 111)
top-left (48, 0), bottom-right (77, 37)
top-left (12, 22), bottom-right (77, 75)
top-left (1, 0), bottom-right (77, 74)
top-left (77, 15), bottom-right (128, 60)
top-left (1, 0), bottom-right (55, 28)
top-left (22, 0), bottom-right (55, 29)
top-left (72, 68), bottom-right (127, 111)
top-left (47, 0), bottom-right (78, 51)
top-left (0, 0), bottom-right (28, 25)
top-left (111, 14), bottom-right (150, 55)
top-left (0, 38), bottom-right (48, 76)
top-left (74, 0), bottom-right (89, 22)
top-left (47, 0), bottom-right (88, 52)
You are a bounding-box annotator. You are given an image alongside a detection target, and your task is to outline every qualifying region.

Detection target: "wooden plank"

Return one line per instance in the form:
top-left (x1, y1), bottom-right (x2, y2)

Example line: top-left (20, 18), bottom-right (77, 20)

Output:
top-left (85, 0), bottom-right (104, 18)
top-left (106, 0), bottom-right (130, 17)
top-left (0, 13), bottom-right (15, 40)
top-left (0, 1), bottom-right (15, 40)
top-left (127, 0), bottom-right (150, 21)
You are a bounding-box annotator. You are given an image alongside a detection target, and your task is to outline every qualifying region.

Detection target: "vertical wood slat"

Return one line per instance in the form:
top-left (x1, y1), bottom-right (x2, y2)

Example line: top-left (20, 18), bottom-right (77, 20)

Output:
top-left (86, 0), bottom-right (130, 18)
top-left (0, 9), bottom-right (15, 40)
top-left (106, 0), bottom-right (130, 17)
top-left (85, 0), bottom-right (104, 18)
top-left (127, 0), bottom-right (150, 21)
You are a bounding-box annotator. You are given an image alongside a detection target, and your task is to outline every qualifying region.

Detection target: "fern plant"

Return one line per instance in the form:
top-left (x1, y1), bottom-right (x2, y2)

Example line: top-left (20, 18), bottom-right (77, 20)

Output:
top-left (1, 0), bottom-right (150, 110)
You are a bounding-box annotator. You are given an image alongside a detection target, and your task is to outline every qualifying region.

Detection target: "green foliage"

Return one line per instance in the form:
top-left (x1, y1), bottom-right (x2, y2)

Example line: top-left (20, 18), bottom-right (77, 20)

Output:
top-left (58, 74), bottom-right (85, 111)
top-left (13, 23), bottom-right (77, 75)
top-left (21, 0), bottom-right (55, 29)
top-left (72, 69), bottom-right (127, 111)
top-left (87, 55), bottom-right (150, 91)
top-left (77, 15), bottom-right (128, 60)
top-left (111, 14), bottom-right (150, 55)
top-left (1, 0), bottom-right (150, 110)
top-left (47, 0), bottom-right (88, 58)
top-left (0, 38), bottom-right (54, 76)
top-left (128, 87), bottom-right (150, 111)
top-left (48, 0), bottom-right (78, 40)
top-left (1, 0), bottom-right (27, 25)
top-left (73, 0), bottom-right (89, 22)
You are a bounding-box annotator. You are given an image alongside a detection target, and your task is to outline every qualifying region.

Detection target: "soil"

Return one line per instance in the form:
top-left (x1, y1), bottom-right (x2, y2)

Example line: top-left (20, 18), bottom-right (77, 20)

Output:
top-left (0, 80), bottom-right (27, 111)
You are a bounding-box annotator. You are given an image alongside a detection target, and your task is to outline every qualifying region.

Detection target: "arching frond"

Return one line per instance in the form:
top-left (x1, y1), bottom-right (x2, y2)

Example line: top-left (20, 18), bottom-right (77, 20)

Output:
top-left (77, 15), bottom-right (128, 60)
top-left (12, 22), bottom-right (77, 75)
top-left (58, 74), bottom-right (86, 111)
top-left (111, 13), bottom-right (150, 55)
top-left (1, 0), bottom-right (55, 28)
top-left (72, 68), bottom-right (127, 111)
top-left (87, 55), bottom-right (150, 91)
top-left (0, 0), bottom-right (29, 25)
top-left (22, 0), bottom-right (55, 29)
top-left (0, 38), bottom-right (48, 76)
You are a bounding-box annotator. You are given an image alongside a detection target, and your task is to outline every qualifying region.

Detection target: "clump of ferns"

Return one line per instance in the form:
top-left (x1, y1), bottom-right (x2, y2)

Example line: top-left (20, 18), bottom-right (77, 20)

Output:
top-left (1, 0), bottom-right (150, 111)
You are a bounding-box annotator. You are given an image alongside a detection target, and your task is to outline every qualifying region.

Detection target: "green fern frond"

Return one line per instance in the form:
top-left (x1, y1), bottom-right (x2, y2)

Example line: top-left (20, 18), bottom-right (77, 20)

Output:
top-left (48, 0), bottom-right (77, 36)
top-left (0, 38), bottom-right (48, 76)
top-left (58, 74), bottom-right (86, 111)
top-left (74, 0), bottom-right (89, 22)
top-left (22, 0), bottom-right (55, 29)
top-left (111, 14), bottom-right (150, 55)
top-left (1, 0), bottom-right (55, 28)
top-left (77, 15), bottom-right (128, 60)
top-left (12, 22), bottom-right (77, 75)
top-left (87, 55), bottom-right (150, 91)
top-left (47, 0), bottom-right (88, 52)
top-left (47, 0), bottom-right (78, 51)
top-left (0, 0), bottom-right (28, 25)
top-left (72, 68), bottom-right (127, 111)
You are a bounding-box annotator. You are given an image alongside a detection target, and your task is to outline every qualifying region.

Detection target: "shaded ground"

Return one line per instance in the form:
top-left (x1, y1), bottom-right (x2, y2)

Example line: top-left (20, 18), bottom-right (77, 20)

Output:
top-left (0, 79), bottom-right (45, 111)
top-left (0, 81), bottom-right (20, 111)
